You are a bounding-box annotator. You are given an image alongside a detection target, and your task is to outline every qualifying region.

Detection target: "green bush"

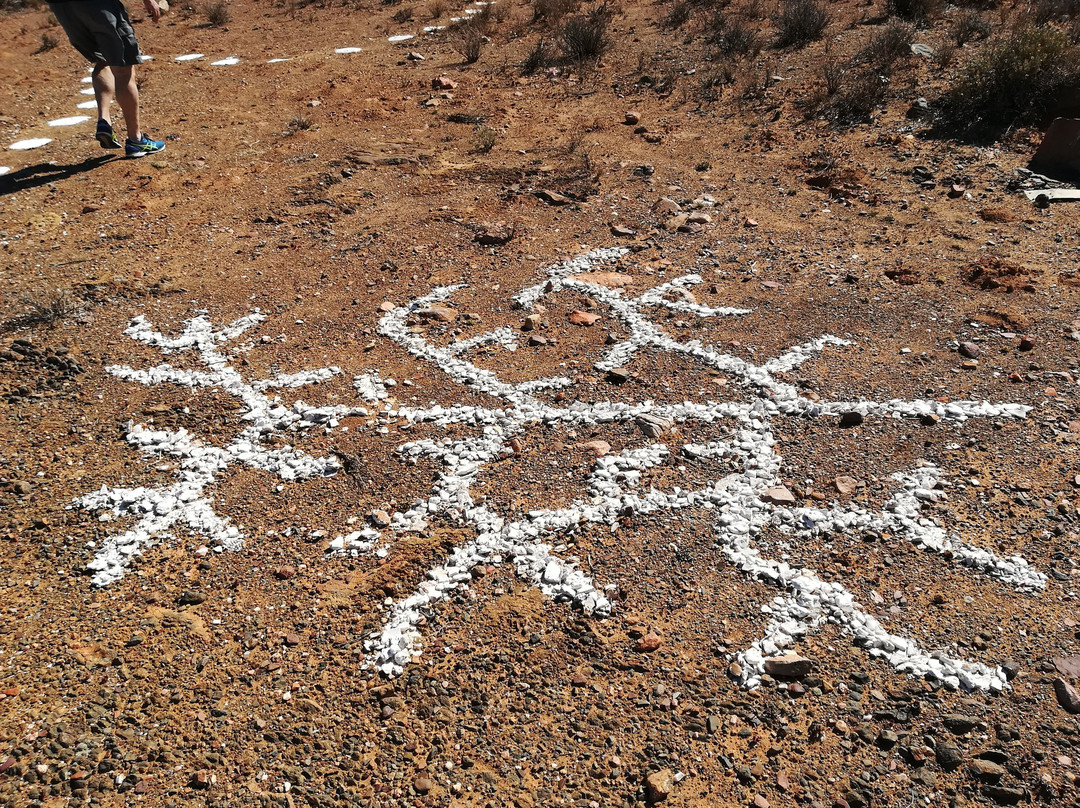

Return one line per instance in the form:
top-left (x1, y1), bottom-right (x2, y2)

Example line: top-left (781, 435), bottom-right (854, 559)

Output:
top-left (940, 27), bottom-right (1080, 135)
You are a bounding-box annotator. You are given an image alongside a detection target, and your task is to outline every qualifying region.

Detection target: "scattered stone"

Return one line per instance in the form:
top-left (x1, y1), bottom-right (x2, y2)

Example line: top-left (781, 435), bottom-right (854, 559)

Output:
top-left (910, 43), bottom-right (934, 58)
top-left (653, 197), bottom-right (680, 216)
top-left (743, 217), bottom-right (759, 228)
top-left (876, 729), bottom-right (898, 749)
top-left (610, 224), bottom-right (637, 237)
top-left (535, 188), bottom-right (573, 206)
top-left (981, 785), bottom-right (1025, 805)
top-left (378, 301), bottom-right (396, 312)
top-left (285, 633), bottom-right (301, 646)
top-left (635, 631), bottom-right (662, 653)
top-left (413, 774), bottom-right (434, 793)
top-left (522, 313), bottom-right (542, 331)
top-left (1001, 660), bottom-right (1021, 680)
top-left (1053, 678), bottom-right (1080, 714)
top-left (948, 184), bottom-right (966, 198)
top-left (568, 271), bottom-right (634, 288)
top-left (624, 111), bottom-right (640, 125)
top-left (763, 653), bottom-right (812, 679)
top-left (970, 759), bottom-right (1006, 782)
top-left (958, 342), bottom-right (980, 359)
top-left (417, 306), bottom-right (457, 323)
top-left (607, 367), bottom-right (630, 384)
top-left (569, 310), bottom-right (600, 326)
top-left (431, 75), bottom-right (456, 90)
top-left (753, 795), bottom-right (771, 808)
top-left (760, 486), bottom-right (796, 505)
top-left (838, 411), bottom-right (864, 428)
top-left (178, 590), bottom-right (207, 605)
top-left (636, 413), bottom-right (672, 438)
top-left (474, 222), bottom-right (514, 246)
top-left (943, 714), bottom-right (980, 734)
top-left (527, 335), bottom-right (548, 347)
top-left (1052, 655), bottom-right (1080, 678)
top-left (834, 475), bottom-right (858, 495)
top-left (644, 769), bottom-right (674, 804)
top-left (274, 565), bottom-right (296, 580)
top-left (1018, 334), bottom-right (1036, 351)
top-left (580, 440), bottom-right (611, 457)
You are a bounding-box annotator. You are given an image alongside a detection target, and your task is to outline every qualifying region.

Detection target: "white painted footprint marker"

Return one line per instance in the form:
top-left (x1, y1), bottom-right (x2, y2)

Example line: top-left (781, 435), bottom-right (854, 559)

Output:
top-left (175, 53), bottom-right (204, 61)
top-left (267, 57), bottom-right (290, 63)
top-left (49, 116), bottom-right (91, 127)
top-left (77, 101), bottom-right (98, 110)
top-left (388, 34), bottom-right (414, 42)
top-left (80, 88), bottom-right (95, 95)
top-left (8, 138), bottom-right (52, 150)
top-left (334, 47), bottom-right (363, 54)
top-left (81, 76), bottom-right (93, 84)
top-left (0, 167), bottom-right (11, 176)
top-left (211, 56), bottom-right (240, 66)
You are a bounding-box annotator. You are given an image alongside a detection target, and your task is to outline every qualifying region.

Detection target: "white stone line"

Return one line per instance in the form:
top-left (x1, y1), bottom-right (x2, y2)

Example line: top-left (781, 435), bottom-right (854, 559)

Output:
top-left (75, 314), bottom-right (365, 584)
top-left (388, 34), bottom-right (414, 42)
top-left (77, 101), bottom-right (98, 110)
top-left (361, 248), bottom-right (1042, 688)
top-left (211, 56), bottom-right (240, 66)
top-left (8, 138), bottom-right (52, 150)
top-left (175, 53), bottom-right (204, 61)
top-left (268, 58), bottom-right (291, 63)
top-left (334, 47), bottom-right (363, 54)
top-left (48, 116), bottom-right (90, 127)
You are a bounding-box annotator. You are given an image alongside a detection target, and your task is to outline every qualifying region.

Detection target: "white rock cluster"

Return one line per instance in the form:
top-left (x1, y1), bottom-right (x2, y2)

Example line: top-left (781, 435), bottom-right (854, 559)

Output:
top-left (81, 251), bottom-right (1044, 693)
top-left (74, 312), bottom-right (364, 585)
top-left (361, 248), bottom-right (1043, 688)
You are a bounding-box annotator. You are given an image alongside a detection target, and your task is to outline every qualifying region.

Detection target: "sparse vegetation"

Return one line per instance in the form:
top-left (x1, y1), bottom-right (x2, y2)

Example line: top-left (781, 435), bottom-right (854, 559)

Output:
top-left (17, 288), bottom-right (81, 328)
top-left (857, 19), bottom-right (914, 70)
top-left (0, 0), bottom-right (42, 12)
top-left (522, 36), bottom-right (555, 74)
top-left (391, 5), bottom-right (414, 22)
top-left (774, 0), bottom-right (829, 48)
top-left (473, 124), bottom-right (497, 152)
top-left (560, 3), bottom-right (612, 62)
top-left (452, 19), bottom-right (485, 63)
top-left (1031, 0), bottom-right (1080, 25)
top-left (940, 27), bottom-right (1080, 135)
top-left (288, 113), bottom-right (313, 132)
top-left (532, 0), bottom-right (577, 24)
top-left (952, 9), bottom-right (990, 46)
top-left (709, 15), bottom-right (762, 57)
top-left (887, 0), bottom-right (941, 25)
top-left (34, 31), bottom-right (57, 52)
top-left (205, 0), bottom-right (230, 26)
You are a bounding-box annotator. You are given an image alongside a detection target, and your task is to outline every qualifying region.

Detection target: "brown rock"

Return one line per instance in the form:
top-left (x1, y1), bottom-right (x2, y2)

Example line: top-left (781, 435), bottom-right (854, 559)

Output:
top-left (417, 306), bottom-right (457, 323)
top-left (284, 633), bottom-right (301, 647)
top-left (431, 75), bottom-right (457, 90)
top-left (521, 313), bottom-right (542, 332)
top-left (378, 301), bottom-right (396, 312)
top-left (753, 795), bottom-right (771, 808)
top-left (1053, 655), bottom-right (1080, 678)
top-left (274, 565), bottom-right (296, 580)
top-left (664, 214), bottom-right (689, 231)
top-left (535, 188), bottom-right (573, 206)
top-left (958, 341), bottom-right (980, 358)
top-left (413, 775), bottom-right (435, 793)
top-left (607, 367), bottom-right (630, 384)
top-left (744, 217), bottom-right (759, 228)
top-left (625, 111), bottom-right (640, 125)
top-left (644, 769), bottom-right (674, 804)
top-left (1019, 334), bottom-right (1036, 351)
top-left (764, 653), bottom-right (813, 679)
top-left (969, 759), bottom-right (1006, 782)
top-left (653, 197), bottom-right (681, 216)
top-left (834, 476), bottom-right (859, 495)
top-left (580, 440), bottom-right (611, 457)
top-left (569, 310), bottom-right (600, 326)
top-left (635, 631), bottom-right (663, 653)
top-left (1054, 678), bottom-right (1080, 713)
top-left (610, 224), bottom-right (637, 237)
top-left (760, 486), bottom-right (796, 505)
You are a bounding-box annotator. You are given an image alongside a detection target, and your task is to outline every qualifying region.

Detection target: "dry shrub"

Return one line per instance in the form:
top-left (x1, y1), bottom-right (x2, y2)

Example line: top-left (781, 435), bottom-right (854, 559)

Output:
top-left (452, 21), bottom-right (485, 63)
top-left (858, 19), bottom-right (914, 70)
top-left (709, 14), bottom-right (762, 57)
top-left (940, 27), bottom-right (1080, 135)
top-left (473, 124), bottom-right (496, 152)
top-left (887, 0), bottom-right (941, 24)
top-left (0, 0), bottom-right (42, 11)
top-left (391, 5), bottom-right (414, 22)
top-left (532, 0), bottom-right (577, 23)
top-left (521, 36), bottom-right (555, 73)
top-left (952, 9), bottom-right (990, 45)
top-left (17, 288), bottom-right (81, 328)
top-left (560, 3), bottom-right (612, 62)
top-left (205, 0), bottom-right (229, 26)
top-left (775, 0), bottom-right (829, 48)
top-left (34, 31), bottom-right (58, 52)
top-left (428, 0), bottom-right (446, 17)
top-left (1030, 0), bottom-right (1080, 24)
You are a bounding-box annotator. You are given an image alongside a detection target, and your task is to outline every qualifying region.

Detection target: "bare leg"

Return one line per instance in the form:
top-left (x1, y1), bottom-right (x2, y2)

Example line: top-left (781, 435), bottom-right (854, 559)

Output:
top-left (111, 65), bottom-right (141, 141)
top-left (91, 63), bottom-right (115, 125)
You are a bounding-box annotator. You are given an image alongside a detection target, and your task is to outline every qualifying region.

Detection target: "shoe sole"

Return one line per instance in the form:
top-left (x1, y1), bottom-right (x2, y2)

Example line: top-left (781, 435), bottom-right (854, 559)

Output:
top-left (96, 132), bottom-right (121, 149)
top-left (125, 144), bottom-right (165, 159)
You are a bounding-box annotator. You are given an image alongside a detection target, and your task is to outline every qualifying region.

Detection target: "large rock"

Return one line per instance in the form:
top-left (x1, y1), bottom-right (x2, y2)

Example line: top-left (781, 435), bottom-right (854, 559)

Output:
top-left (1053, 678), bottom-right (1080, 714)
top-left (1031, 118), bottom-right (1080, 181)
top-left (763, 653), bottom-right (812, 679)
top-left (644, 769), bottom-right (674, 804)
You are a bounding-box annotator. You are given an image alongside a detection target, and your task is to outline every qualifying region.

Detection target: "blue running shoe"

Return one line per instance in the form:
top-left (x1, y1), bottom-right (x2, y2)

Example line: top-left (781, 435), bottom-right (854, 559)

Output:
top-left (125, 134), bottom-right (165, 158)
top-left (96, 120), bottom-right (121, 150)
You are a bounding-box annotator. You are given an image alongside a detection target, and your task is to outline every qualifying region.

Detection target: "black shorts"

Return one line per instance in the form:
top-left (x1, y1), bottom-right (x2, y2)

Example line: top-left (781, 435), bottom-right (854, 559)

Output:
top-left (49, 0), bottom-right (140, 67)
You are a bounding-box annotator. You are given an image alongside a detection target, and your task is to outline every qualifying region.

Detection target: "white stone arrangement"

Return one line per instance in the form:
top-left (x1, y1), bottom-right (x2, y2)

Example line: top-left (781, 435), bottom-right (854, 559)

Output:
top-left (77, 248), bottom-right (1045, 692)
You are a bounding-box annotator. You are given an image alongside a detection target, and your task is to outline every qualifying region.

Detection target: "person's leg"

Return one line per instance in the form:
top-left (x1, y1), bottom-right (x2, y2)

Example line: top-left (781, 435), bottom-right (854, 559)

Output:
top-left (91, 63), bottom-right (115, 125)
top-left (110, 65), bottom-right (141, 142)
